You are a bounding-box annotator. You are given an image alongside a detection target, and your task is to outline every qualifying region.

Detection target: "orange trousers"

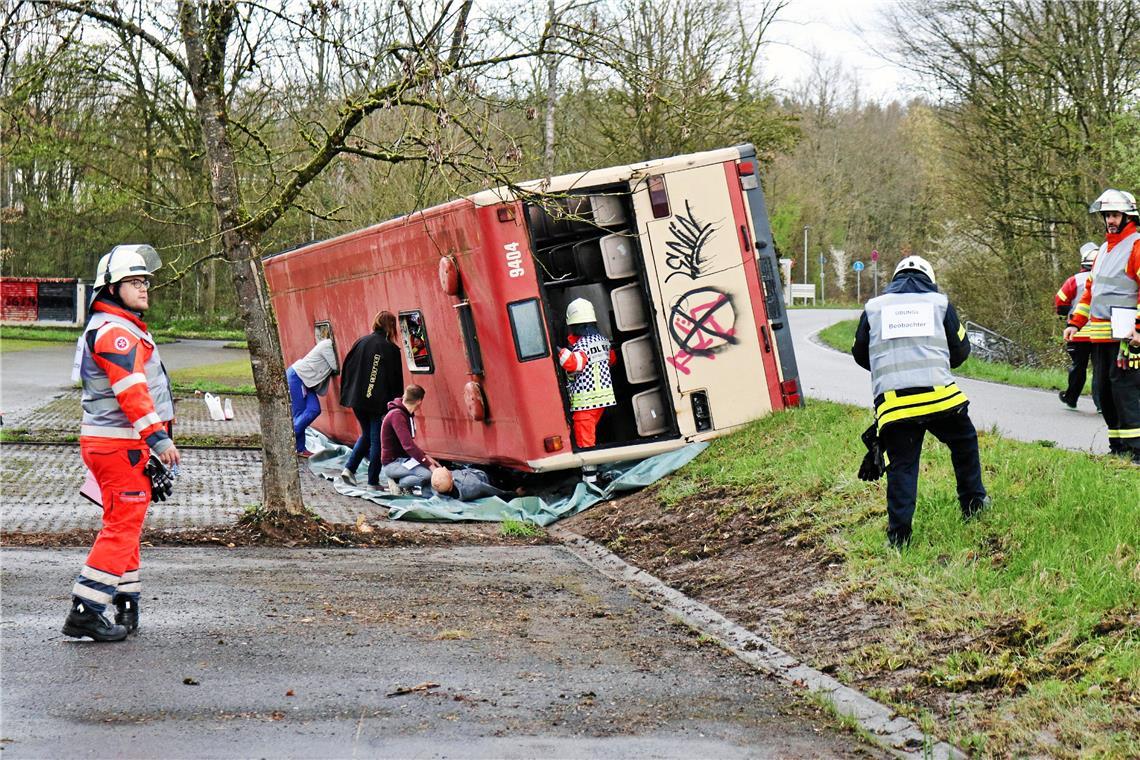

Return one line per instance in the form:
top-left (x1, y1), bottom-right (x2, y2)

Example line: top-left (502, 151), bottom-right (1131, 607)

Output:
top-left (72, 443), bottom-right (150, 608)
top-left (572, 408), bottom-right (605, 449)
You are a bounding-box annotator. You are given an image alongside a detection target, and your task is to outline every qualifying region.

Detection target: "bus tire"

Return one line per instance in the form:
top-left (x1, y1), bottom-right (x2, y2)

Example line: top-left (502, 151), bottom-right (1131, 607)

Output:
top-left (439, 256), bottom-right (460, 295)
top-left (464, 381), bottom-right (486, 421)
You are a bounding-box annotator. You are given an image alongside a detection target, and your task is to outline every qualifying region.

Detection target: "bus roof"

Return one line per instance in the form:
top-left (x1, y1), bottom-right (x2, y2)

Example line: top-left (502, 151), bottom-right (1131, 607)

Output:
top-left (466, 145), bottom-right (747, 207)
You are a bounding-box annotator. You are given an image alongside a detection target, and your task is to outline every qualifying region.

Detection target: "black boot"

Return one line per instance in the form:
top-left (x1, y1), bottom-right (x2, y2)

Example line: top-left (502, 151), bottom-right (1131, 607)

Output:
top-left (113, 595), bottom-right (139, 634)
top-left (62, 600), bottom-right (128, 642)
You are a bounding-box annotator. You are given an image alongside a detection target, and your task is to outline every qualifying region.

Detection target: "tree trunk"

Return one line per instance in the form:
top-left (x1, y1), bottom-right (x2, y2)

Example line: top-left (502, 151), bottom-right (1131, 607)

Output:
top-left (180, 1), bottom-right (305, 516)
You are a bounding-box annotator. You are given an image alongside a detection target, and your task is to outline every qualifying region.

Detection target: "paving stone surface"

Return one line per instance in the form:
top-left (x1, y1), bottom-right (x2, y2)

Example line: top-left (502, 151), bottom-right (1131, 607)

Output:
top-left (13, 389), bottom-right (261, 440)
top-left (0, 444), bottom-right (386, 532)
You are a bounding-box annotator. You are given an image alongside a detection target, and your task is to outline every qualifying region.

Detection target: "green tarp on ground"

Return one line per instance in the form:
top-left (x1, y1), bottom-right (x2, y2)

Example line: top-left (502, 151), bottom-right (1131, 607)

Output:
top-left (304, 429), bottom-right (707, 526)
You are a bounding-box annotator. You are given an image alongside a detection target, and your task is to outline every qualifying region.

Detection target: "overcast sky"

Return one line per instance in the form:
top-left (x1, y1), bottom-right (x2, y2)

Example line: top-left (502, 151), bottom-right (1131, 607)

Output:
top-left (760, 0), bottom-right (912, 102)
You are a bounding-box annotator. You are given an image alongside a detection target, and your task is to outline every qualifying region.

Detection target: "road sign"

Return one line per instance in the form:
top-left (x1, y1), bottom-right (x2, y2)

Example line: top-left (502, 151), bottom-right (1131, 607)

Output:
top-left (871, 249), bottom-right (879, 262)
top-left (852, 261), bottom-right (864, 272)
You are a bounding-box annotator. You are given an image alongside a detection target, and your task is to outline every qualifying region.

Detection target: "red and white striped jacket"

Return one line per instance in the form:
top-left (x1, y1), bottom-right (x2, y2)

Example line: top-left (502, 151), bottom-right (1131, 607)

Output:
top-left (77, 300), bottom-right (175, 452)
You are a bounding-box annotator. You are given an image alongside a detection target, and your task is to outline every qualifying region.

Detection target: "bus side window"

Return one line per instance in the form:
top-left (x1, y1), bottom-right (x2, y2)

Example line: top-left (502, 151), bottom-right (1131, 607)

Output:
top-left (507, 299), bottom-right (549, 361)
top-left (398, 310), bottom-right (434, 373)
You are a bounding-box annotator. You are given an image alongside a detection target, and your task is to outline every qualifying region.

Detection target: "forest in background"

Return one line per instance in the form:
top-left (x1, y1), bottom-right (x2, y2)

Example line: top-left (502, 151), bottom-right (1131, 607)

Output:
top-left (2, 0), bottom-right (1139, 359)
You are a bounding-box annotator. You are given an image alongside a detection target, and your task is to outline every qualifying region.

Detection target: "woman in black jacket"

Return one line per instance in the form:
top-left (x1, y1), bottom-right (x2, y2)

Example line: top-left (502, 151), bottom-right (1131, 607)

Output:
top-left (339, 311), bottom-right (404, 487)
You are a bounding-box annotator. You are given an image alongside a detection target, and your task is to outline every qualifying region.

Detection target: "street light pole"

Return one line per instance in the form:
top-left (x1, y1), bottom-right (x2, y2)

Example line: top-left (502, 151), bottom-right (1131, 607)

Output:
top-left (802, 225), bottom-right (809, 285)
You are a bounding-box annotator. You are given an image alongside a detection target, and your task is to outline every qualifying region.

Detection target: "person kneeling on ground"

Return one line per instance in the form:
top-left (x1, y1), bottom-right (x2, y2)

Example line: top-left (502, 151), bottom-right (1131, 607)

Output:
top-left (430, 466), bottom-right (523, 501)
top-left (378, 384), bottom-right (439, 493)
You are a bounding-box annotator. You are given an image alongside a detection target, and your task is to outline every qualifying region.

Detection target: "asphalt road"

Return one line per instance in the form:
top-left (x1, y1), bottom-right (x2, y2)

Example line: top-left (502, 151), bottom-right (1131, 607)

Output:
top-left (0, 546), bottom-right (877, 759)
top-left (0, 339), bottom-right (239, 422)
top-left (787, 309), bottom-right (1110, 454)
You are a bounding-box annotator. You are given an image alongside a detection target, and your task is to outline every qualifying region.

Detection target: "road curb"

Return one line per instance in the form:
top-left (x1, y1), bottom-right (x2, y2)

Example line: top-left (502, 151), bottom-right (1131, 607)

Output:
top-left (551, 526), bottom-right (965, 760)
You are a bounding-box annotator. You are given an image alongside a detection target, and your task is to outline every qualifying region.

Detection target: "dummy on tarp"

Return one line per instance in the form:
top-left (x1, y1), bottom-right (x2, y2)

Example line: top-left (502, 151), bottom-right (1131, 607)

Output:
top-left (301, 428), bottom-right (708, 527)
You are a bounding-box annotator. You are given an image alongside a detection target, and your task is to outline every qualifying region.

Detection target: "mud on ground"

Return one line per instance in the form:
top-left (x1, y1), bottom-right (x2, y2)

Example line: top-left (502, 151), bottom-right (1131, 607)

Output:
top-left (563, 488), bottom-right (1015, 742)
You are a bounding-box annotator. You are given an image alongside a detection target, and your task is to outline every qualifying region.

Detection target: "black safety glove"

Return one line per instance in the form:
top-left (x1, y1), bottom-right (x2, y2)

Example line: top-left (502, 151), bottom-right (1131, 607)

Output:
top-left (145, 455), bottom-right (175, 503)
top-left (857, 423), bottom-right (885, 482)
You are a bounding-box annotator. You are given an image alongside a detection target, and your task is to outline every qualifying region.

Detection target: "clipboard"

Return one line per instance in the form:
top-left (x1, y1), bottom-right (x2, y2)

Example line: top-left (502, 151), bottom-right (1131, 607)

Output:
top-left (1110, 306), bottom-right (1138, 340)
top-left (80, 468), bottom-right (103, 507)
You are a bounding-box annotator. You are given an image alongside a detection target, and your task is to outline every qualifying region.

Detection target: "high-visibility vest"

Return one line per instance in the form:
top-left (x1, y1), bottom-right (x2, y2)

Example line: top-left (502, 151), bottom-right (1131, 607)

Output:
top-left (79, 311), bottom-right (174, 441)
top-left (865, 290), bottom-right (967, 429)
top-left (1069, 270), bottom-right (1091, 319)
top-left (1089, 231), bottom-right (1140, 321)
top-left (567, 332), bottom-right (616, 411)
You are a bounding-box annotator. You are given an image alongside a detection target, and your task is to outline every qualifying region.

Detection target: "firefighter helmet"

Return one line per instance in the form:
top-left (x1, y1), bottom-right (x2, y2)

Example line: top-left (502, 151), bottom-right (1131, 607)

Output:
top-left (1088, 189), bottom-right (1138, 217)
top-left (93, 244), bottom-right (162, 288)
top-left (565, 297), bottom-right (597, 325)
top-left (1079, 242), bottom-right (1098, 269)
top-left (893, 255), bottom-right (936, 284)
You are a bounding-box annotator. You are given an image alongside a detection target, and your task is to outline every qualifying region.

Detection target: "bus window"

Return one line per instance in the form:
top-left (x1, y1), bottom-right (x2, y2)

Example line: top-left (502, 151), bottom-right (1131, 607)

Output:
top-left (398, 310), bottom-right (433, 373)
top-left (507, 299), bottom-right (549, 361)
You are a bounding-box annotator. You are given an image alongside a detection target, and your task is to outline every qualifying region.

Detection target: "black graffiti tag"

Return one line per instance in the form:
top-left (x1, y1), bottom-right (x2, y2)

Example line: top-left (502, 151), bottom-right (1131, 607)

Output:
top-left (667, 287), bottom-right (739, 366)
top-left (664, 200), bottom-right (717, 282)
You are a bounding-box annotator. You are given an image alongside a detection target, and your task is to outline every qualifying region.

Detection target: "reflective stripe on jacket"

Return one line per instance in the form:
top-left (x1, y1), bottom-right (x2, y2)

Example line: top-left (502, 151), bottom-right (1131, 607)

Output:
top-left (1089, 232), bottom-right (1140, 321)
top-left (80, 303), bottom-right (174, 451)
top-left (566, 331), bottom-right (616, 411)
top-left (865, 291), bottom-right (955, 397)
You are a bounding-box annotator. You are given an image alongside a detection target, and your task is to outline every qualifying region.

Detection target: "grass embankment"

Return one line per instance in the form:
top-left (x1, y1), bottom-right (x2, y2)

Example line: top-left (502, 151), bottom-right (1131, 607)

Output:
top-left (168, 359), bottom-right (255, 395)
top-left (818, 319), bottom-right (1088, 394)
top-left (655, 401), bottom-right (1138, 756)
top-left (0, 322), bottom-right (243, 344)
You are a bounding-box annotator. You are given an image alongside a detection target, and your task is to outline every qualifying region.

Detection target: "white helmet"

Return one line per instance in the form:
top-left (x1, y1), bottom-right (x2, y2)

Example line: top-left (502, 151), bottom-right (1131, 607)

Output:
top-left (1079, 242), bottom-right (1098, 268)
top-left (565, 297), bottom-right (597, 325)
top-left (1088, 189), bottom-right (1138, 217)
top-left (93, 244), bottom-right (162, 288)
top-left (893, 255), bottom-right (936, 284)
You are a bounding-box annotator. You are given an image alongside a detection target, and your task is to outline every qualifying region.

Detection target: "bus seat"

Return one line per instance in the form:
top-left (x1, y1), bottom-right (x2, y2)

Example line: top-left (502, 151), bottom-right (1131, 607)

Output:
top-left (610, 283), bottom-right (647, 332)
top-left (600, 234), bottom-right (636, 279)
top-left (536, 243), bottom-right (577, 281)
top-left (620, 335), bottom-right (658, 384)
top-left (588, 194), bottom-right (626, 227)
top-left (631, 386), bottom-right (669, 436)
top-left (573, 240), bottom-right (606, 280)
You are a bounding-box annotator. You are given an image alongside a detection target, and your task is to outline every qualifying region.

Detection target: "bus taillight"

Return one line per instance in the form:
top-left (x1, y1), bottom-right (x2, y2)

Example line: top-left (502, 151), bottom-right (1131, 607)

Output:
top-left (647, 175), bottom-right (670, 218)
top-left (737, 160), bottom-right (758, 190)
top-left (780, 379), bottom-right (802, 408)
top-left (544, 435), bottom-right (563, 452)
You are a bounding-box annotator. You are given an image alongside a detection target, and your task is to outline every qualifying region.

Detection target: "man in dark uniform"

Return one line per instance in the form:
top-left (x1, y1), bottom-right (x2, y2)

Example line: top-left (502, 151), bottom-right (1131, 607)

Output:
top-left (853, 255), bottom-right (989, 548)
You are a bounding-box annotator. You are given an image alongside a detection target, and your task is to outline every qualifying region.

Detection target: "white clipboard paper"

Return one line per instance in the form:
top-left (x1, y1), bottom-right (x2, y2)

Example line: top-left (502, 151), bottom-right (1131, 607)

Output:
top-left (1110, 306), bottom-right (1138, 339)
top-left (80, 468), bottom-right (103, 507)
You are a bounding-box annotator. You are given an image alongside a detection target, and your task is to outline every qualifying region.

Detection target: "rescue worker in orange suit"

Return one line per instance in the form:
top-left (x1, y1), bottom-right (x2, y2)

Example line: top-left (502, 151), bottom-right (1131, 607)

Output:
top-left (63, 245), bottom-right (179, 641)
top-left (852, 256), bottom-right (989, 548)
top-left (1064, 189), bottom-right (1140, 465)
top-left (1054, 242), bottom-right (1101, 412)
top-left (558, 298), bottom-right (617, 465)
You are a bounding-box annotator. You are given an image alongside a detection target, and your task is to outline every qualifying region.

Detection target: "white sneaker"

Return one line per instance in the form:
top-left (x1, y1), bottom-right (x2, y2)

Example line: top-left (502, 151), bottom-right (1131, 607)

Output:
top-left (386, 479), bottom-right (401, 496)
top-left (339, 469), bottom-right (356, 486)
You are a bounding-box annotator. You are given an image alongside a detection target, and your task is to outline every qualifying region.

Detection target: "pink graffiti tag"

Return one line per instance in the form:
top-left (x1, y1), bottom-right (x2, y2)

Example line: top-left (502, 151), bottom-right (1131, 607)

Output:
top-left (666, 292), bottom-right (737, 375)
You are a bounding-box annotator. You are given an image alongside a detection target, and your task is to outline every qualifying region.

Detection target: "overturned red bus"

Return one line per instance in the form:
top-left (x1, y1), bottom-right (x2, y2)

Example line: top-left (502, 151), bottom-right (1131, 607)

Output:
top-left (263, 144), bottom-right (802, 473)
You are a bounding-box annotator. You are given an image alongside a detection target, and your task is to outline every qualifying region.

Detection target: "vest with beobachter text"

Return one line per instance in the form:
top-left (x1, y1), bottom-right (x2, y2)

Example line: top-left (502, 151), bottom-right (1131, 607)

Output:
top-left (1089, 231), bottom-right (1140, 320)
top-left (568, 332), bottom-right (616, 411)
top-left (865, 291), bottom-right (952, 398)
top-left (80, 311), bottom-right (174, 439)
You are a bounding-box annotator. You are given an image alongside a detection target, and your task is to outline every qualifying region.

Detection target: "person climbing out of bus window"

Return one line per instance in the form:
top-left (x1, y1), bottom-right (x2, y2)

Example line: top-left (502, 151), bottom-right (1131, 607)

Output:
top-left (379, 384), bottom-right (440, 494)
top-left (558, 298), bottom-right (617, 453)
top-left (1054, 242), bottom-right (1101, 412)
top-left (338, 311), bottom-right (403, 487)
top-left (286, 337), bottom-right (339, 457)
top-left (1064, 188), bottom-right (1140, 465)
top-left (852, 255), bottom-right (989, 549)
top-left (64, 244), bottom-right (179, 642)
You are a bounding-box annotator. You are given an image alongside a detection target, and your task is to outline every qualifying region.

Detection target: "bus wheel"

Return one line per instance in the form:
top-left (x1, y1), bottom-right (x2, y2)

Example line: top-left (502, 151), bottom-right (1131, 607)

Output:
top-left (439, 256), bottom-right (460, 295)
top-left (464, 381), bottom-right (486, 421)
